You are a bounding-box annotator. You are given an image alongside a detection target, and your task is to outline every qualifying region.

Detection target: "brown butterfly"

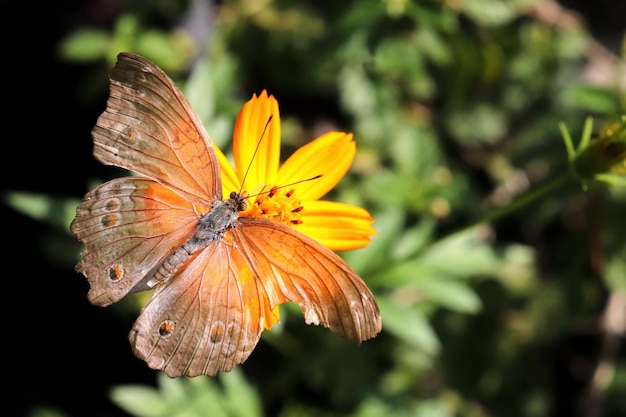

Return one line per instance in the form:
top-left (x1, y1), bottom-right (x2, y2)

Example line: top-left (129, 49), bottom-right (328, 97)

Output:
top-left (70, 52), bottom-right (381, 377)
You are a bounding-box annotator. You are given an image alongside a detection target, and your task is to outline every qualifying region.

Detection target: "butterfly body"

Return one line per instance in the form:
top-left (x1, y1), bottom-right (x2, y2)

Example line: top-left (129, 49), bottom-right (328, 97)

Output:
top-left (149, 193), bottom-right (245, 287)
top-left (71, 52), bottom-right (381, 377)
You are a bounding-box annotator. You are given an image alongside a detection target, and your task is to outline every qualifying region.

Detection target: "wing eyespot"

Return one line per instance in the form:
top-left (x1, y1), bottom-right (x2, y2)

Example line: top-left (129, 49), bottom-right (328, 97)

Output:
top-left (104, 198), bottom-right (121, 211)
top-left (101, 213), bottom-right (120, 228)
top-left (158, 320), bottom-right (175, 337)
top-left (108, 264), bottom-right (124, 282)
top-left (209, 322), bottom-right (225, 343)
top-left (120, 126), bottom-right (138, 143)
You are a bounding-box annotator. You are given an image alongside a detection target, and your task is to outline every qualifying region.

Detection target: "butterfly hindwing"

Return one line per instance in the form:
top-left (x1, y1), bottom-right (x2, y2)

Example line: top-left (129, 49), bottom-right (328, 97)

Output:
top-left (129, 240), bottom-right (268, 377)
top-left (70, 177), bottom-right (200, 306)
top-left (234, 217), bottom-right (382, 342)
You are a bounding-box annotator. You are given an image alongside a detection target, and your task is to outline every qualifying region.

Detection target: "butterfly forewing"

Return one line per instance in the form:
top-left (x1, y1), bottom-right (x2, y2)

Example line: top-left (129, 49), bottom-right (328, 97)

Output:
top-left (92, 52), bottom-right (221, 202)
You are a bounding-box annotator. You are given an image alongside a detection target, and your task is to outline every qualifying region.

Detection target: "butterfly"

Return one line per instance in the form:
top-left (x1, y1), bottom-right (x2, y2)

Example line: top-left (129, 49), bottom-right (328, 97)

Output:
top-left (70, 52), bottom-right (381, 377)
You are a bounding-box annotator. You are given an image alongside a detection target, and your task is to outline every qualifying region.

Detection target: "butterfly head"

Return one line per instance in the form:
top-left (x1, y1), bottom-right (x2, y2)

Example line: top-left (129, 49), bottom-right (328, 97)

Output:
top-left (228, 191), bottom-right (249, 212)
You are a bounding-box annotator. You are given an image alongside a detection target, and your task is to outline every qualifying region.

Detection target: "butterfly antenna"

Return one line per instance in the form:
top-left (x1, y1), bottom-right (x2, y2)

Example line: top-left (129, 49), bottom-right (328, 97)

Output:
top-left (246, 174), bottom-right (323, 199)
top-left (239, 115), bottom-right (273, 194)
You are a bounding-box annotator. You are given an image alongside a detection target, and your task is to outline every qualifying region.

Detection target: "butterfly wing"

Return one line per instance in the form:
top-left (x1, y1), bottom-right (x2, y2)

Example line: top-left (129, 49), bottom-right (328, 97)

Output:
top-left (129, 240), bottom-right (269, 377)
top-left (234, 217), bottom-right (382, 342)
top-left (92, 52), bottom-right (221, 202)
top-left (81, 53), bottom-right (379, 376)
top-left (70, 177), bottom-right (199, 306)
top-left (129, 217), bottom-right (381, 377)
top-left (73, 52), bottom-right (224, 305)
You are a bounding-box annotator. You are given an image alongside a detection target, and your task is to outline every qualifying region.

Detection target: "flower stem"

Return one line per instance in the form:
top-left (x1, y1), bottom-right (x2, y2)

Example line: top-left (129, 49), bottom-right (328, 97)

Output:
top-left (442, 172), bottom-right (573, 240)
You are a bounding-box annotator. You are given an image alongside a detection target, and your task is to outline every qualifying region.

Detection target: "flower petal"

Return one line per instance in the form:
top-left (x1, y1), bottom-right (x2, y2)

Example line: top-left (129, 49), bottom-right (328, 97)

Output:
top-left (295, 200), bottom-right (376, 251)
top-left (278, 132), bottom-right (356, 201)
top-left (232, 90), bottom-right (281, 191)
top-left (215, 144), bottom-right (241, 199)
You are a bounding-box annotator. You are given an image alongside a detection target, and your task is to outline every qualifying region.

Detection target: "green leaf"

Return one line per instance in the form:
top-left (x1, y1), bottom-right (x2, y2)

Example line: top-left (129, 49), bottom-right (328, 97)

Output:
top-left (4, 191), bottom-right (79, 231)
top-left (461, 0), bottom-right (519, 26)
top-left (221, 369), bottom-right (263, 417)
top-left (184, 54), bottom-right (236, 151)
top-left (377, 296), bottom-right (440, 354)
top-left (58, 29), bottom-right (109, 61)
top-left (158, 373), bottom-right (190, 410)
top-left (604, 254), bottom-right (626, 291)
top-left (111, 385), bottom-right (170, 417)
top-left (341, 207), bottom-right (407, 275)
top-left (374, 229), bottom-right (501, 287)
top-left (111, 370), bottom-right (261, 417)
top-left (567, 85), bottom-right (621, 114)
top-left (417, 230), bottom-right (501, 278)
top-left (410, 276), bottom-right (482, 314)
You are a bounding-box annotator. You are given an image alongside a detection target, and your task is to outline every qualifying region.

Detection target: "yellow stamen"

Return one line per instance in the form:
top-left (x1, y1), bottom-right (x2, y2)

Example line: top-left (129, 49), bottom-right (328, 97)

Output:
top-left (248, 186), bottom-right (305, 226)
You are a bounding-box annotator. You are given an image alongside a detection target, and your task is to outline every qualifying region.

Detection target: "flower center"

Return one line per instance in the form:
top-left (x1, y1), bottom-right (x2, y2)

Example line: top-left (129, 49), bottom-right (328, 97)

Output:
top-left (249, 185), bottom-right (304, 225)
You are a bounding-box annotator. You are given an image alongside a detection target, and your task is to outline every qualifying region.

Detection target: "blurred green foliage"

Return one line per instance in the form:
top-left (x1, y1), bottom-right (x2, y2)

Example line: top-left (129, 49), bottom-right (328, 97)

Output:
top-left (15, 0), bottom-right (626, 416)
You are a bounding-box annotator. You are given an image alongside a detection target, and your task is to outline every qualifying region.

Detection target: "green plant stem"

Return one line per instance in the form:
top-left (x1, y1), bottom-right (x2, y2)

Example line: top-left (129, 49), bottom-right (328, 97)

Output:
top-left (442, 172), bottom-right (573, 240)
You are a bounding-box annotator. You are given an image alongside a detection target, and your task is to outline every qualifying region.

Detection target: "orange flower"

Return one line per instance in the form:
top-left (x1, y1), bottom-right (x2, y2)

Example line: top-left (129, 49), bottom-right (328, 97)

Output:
top-left (214, 90), bottom-right (376, 251)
